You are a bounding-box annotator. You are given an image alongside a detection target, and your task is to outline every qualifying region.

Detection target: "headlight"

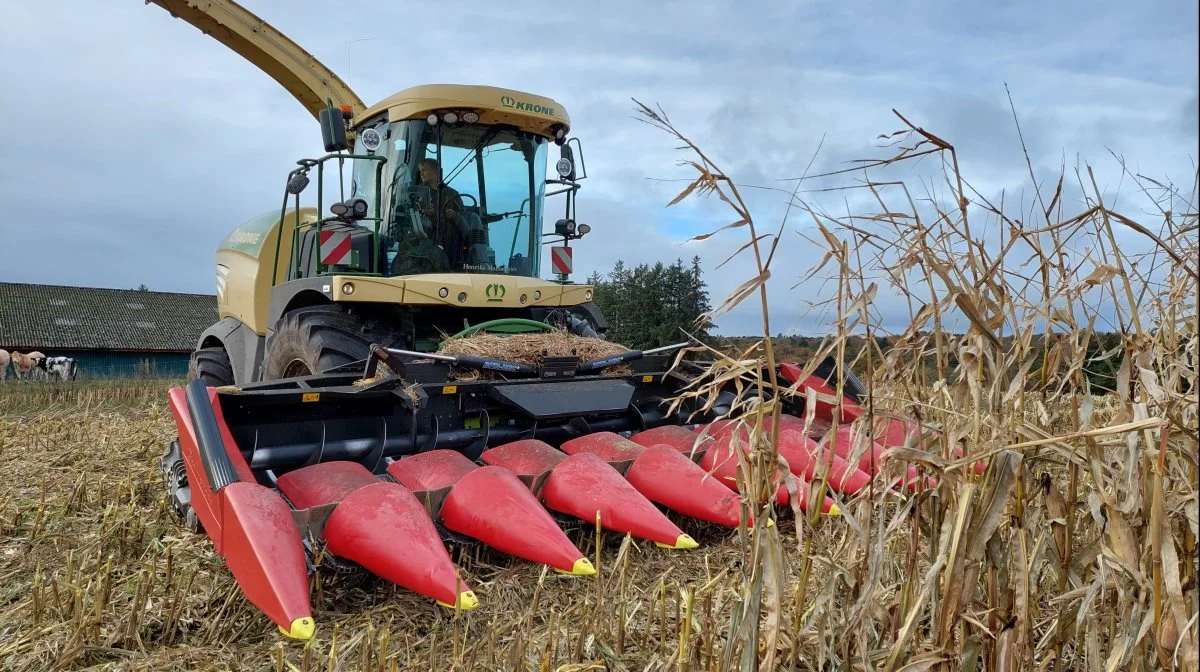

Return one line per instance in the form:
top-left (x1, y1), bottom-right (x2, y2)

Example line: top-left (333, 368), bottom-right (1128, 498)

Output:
top-left (341, 282), bottom-right (355, 295)
top-left (462, 111), bottom-right (480, 123)
top-left (443, 111), bottom-right (459, 124)
top-left (438, 287), bottom-right (449, 298)
top-left (358, 127), bottom-right (382, 152)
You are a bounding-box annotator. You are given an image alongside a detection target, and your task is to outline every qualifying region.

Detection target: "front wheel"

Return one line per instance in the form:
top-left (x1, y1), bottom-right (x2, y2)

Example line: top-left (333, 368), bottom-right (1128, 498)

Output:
top-left (262, 305), bottom-right (405, 381)
top-left (188, 346), bottom-right (234, 386)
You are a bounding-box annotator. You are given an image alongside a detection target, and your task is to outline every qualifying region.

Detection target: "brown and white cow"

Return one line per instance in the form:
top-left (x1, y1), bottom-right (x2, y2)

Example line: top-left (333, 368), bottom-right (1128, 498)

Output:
top-left (11, 352), bottom-right (37, 380)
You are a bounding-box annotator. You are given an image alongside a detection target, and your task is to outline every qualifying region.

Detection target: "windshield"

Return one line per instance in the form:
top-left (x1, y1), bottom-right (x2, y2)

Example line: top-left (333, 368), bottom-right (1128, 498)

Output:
top-left (365, 119), bottom-right (547, 277)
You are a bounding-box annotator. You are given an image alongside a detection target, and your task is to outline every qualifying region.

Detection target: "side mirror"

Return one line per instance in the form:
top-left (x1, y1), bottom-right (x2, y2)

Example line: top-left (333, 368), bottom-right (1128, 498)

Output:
top-left (567, 138), bottom-right (587, 180)
top-left (286, 172), bottom-right (310, 195)
top-left (319, 106), bottom-right (349, 152)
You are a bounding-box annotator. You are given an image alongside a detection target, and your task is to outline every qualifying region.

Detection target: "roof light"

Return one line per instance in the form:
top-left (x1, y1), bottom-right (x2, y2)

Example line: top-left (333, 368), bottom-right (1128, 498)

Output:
top-left (462, 111), bottom-right (479, 123)
top-left (438, 287), bottom-right (449, 298)
top-left (443, 111), bottom-right (459, 124)
top-left (555, 128), bottom-right (566, 140)
top-left (427, 113), bottom-right (439, 126)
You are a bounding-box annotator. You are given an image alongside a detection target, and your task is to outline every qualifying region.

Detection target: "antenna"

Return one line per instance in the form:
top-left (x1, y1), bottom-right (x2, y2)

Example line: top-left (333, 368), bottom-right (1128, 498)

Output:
top-left (347, 38), bottom-right (374, 90)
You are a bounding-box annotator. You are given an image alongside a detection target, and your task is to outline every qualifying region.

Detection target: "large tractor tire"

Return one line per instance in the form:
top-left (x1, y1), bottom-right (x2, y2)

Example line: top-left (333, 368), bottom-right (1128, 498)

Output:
top-left (188, 346), bottom-right (234, 386)
top-left (262, 305), bottom-right (405, 380)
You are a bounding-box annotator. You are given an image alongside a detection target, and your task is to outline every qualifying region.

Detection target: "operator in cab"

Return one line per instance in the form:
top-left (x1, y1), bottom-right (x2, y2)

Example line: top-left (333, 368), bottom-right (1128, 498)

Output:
top-left (417, 158), bottom-right (464, 224)
top-left (391, 158), bottom-right (466, 275)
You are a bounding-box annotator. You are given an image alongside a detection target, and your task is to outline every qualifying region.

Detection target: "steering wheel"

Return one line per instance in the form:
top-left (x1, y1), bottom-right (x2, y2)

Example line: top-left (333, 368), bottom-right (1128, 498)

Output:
top-left (397, 185), bottom-right (434, 239)
top-left (405, 184), bottom-right (432, 208)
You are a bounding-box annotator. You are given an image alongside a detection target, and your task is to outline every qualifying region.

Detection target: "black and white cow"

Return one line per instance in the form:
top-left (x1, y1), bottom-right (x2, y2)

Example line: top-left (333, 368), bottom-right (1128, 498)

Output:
top-left (44, 357), bottom-right (79, 381)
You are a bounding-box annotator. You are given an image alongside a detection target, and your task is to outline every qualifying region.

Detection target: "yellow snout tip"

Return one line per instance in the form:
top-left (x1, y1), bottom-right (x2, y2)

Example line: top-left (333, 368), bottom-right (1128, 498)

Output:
top-left (279, 617), bottom-right (315, 640)
top-left (554, 557), bottom-right (597, 576)
top-left (747, 517), bottom-right (775, 530)
top-left (656, 534), bottom-right (699, 550)
top-left (438, 590), bottom-right (479, 611)
top-left (826, 503), bottom-right (842, 516)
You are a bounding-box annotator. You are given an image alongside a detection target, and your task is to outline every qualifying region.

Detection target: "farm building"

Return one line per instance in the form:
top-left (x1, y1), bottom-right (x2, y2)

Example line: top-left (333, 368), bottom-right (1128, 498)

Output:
top-left (0, 282), bottom-right (216, 379)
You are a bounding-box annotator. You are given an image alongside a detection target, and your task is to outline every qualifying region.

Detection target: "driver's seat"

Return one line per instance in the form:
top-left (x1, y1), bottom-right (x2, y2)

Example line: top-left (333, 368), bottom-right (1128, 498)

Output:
top-left (457, 209), bottom-right (491, 267)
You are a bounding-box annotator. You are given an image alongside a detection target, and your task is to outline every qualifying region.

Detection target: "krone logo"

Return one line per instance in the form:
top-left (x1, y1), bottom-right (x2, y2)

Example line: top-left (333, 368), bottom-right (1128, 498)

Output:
top-left (485, 283), bottom-right (506, 301)
top-left (498, 95), bottom-right (555, 116)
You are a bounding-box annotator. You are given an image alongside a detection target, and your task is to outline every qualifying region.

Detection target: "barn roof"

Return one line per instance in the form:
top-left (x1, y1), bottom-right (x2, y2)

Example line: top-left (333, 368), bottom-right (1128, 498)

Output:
top-left (0, 283), bottom-right (217, 352)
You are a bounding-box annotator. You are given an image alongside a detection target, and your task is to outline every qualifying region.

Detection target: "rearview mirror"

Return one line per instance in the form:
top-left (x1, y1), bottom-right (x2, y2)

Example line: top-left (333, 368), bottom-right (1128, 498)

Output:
top-left (319, 106), bottom-right (349, 152)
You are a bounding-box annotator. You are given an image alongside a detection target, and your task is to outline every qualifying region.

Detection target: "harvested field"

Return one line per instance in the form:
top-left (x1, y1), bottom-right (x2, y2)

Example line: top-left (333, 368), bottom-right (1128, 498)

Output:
top-left (0, 385), bottom-right (842, 671)
top-left (0, 375), bottom-right (1192, 671)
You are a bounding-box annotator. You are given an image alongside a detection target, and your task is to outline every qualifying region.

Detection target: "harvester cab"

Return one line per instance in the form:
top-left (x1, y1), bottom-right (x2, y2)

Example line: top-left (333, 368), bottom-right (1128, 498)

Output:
top-left (295, 97), bottom-right (588, 283)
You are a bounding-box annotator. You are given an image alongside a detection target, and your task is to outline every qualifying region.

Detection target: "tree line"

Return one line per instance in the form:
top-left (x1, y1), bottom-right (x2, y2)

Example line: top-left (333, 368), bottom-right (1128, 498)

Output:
top-left (587, 256), bottom-right (713, 349)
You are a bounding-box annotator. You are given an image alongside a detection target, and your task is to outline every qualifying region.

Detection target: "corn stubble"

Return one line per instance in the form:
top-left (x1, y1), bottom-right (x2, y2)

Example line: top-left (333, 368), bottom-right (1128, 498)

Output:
top-left (0, 106), bottom-right (1196, 670)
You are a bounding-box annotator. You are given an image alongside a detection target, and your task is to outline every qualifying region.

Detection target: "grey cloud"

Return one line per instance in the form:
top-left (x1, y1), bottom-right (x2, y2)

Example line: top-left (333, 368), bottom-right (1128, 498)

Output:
top-left (1, 0), bottom-right (1196, 336)
top-left (1183, 92), bottom-right (1198, 137)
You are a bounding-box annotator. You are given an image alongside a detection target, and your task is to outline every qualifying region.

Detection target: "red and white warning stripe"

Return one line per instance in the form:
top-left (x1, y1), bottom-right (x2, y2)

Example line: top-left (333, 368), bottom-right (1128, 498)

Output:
top-left (320, 230), bottom-right (352, 266)
top-left (551, 245), bottom-right (573, 274)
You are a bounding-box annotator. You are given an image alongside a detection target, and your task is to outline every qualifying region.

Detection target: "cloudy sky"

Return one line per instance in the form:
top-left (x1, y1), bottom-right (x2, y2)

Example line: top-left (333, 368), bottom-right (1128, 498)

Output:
top-left (1, 0), bottom-right (1195, 335)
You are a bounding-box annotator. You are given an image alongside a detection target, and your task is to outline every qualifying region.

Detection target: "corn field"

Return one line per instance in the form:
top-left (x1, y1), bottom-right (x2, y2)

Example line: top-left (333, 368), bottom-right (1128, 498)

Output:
top-left (0, 106), bottom-right (1196, 670)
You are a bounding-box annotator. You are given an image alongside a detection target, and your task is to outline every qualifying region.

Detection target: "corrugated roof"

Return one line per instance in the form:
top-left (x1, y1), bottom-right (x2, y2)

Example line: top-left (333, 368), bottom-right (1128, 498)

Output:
top-left (0, 282), bottom-right (217, 352)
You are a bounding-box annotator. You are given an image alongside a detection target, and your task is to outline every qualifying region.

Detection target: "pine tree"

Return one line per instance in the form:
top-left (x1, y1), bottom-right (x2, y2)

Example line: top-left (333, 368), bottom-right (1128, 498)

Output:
top-left (584, 256), bottom-right (714, 349)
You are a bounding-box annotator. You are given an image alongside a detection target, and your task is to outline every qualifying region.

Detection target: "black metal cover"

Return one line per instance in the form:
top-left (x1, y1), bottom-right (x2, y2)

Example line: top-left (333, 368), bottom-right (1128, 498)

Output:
top-left (487, 379), bottom-right (636, 420)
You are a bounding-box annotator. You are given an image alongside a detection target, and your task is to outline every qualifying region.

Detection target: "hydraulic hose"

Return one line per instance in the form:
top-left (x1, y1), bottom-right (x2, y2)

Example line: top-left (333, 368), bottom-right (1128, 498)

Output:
top-left (451, 318), bottom-right (556, 339)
